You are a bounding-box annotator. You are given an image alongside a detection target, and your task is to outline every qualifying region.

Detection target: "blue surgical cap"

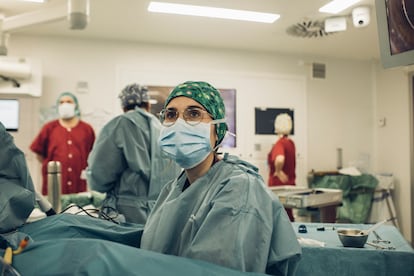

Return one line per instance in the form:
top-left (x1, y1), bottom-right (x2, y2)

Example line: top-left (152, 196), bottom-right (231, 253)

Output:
top-left (56, 91), bottom-right (81, 116)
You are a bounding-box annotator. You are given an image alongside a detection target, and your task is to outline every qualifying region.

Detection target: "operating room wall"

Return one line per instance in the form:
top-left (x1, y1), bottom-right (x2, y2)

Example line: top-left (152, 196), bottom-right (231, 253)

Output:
top-left (374, 67), bottom-right (412, 244)
top-left (4, 34), bottom-right (411, 243)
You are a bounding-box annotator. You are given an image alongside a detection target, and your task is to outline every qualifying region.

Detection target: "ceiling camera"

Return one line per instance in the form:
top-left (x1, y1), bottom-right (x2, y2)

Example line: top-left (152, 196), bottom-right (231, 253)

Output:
top-left (352, 6), bottom-right (370, 28)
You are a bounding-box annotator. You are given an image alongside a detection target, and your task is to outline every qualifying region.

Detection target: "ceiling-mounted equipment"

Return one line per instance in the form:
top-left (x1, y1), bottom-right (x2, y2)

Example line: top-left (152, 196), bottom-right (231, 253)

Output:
top-left (68, 0), bottom-right (90, 30)
top-left (325, 16), bottom-right (347, 32)
top-left (0, 15), bottom-right (8, 56)
top-left (287, 20), bottom-right (332, 38)
top-left (0, 58), bottom-right (32, 87)
top-left (2, 0), bottom-right (90, 32)
top-left (0, 57), bottom-right (42, 97)
top-left (352, 6), bottom-right (370, 28)
top-left (0, 59), bottom-right (32, 80)
top-left (0, 33), bottom-right (9, 56)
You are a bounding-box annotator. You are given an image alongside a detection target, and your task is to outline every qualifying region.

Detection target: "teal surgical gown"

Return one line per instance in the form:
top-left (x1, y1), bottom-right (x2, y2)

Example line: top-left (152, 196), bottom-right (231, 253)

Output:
top-left (140, 153), bottom-right (301, 275)
top-left (87, 108), bottom-right (181, 224)
top-left (0, 121), bottom-right (35, 233)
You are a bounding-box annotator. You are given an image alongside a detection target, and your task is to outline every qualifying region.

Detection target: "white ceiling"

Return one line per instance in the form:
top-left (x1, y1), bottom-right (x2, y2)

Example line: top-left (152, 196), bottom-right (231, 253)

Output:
top-left (0, 0), bottom-right (379, 61)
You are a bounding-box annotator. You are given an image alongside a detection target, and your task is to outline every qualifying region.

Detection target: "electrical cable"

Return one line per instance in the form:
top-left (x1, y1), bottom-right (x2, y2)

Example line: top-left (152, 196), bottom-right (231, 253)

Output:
top-left (0, 75), bottom-right (20, 88)
top-left (60, 204), bottom-right (120, 224)
top-left (0, 256), bottom-right (21, 276)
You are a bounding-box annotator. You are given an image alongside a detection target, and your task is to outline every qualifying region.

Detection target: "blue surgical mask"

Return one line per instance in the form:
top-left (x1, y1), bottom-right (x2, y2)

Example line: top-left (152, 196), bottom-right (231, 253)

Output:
top-left (159, 118), bottom-right (213, 169)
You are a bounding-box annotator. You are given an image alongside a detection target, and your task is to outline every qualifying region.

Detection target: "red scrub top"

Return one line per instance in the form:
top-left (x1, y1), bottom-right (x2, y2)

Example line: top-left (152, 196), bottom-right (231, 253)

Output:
top-left (30, 120), bottom-right (95, 195)
top-left (267, 136), bottom-right (296, 187)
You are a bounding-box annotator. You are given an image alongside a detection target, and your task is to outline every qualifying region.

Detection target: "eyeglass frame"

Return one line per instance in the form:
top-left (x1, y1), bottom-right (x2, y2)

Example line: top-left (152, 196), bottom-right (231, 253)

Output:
top-left (159, 106), bottom-right (225, 126)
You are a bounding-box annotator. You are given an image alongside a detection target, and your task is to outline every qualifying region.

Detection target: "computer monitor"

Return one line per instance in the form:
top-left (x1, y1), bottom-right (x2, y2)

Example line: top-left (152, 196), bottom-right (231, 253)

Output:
top-left (375, 0), bottom-right (414, 68)
top-left (0, 99), bottom-right (19, 131)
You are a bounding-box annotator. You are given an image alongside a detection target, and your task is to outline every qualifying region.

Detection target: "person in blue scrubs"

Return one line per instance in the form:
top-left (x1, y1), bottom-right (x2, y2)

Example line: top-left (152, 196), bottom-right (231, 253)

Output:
top-left (140, 81), bottom-right (302, 275)
top-left (86, 84), bottom-right (180, 224)
top-left (0, 121), bottom-right (35, 234)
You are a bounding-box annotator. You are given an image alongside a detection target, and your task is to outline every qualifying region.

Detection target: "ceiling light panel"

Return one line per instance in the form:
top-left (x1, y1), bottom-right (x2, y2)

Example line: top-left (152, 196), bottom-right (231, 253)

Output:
top-left (148, 2), bottom-right (280, 23)
top-left (319, 0), bottom-right (361, 14)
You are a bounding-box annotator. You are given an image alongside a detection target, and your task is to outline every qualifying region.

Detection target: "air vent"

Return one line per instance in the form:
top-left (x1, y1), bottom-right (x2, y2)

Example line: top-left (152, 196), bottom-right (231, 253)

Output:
top-left (312, 63), bottom-right (326, 79)
top-left (287, 20), bottom-right (332, 38)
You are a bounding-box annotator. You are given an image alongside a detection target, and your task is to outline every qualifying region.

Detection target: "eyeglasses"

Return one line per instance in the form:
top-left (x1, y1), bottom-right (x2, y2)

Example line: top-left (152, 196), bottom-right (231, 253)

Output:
top-left (159, 107), bottom-right (213, 126)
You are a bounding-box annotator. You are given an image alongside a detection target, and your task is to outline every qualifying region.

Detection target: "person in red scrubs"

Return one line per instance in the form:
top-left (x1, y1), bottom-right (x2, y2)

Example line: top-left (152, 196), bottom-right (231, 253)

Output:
top-left (30, 92), bottom-right (95, 195)
top-left (267, 113), bottom-right (296, 221)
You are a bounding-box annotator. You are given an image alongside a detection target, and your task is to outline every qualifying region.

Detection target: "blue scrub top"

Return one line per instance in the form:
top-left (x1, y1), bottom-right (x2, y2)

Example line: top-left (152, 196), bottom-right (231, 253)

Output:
top-left (87, 108), bottom-right (180, 224)
top-left (0, 121), bottom-right (35, 233)
top-left (140, 153), bottom-right (301, 275)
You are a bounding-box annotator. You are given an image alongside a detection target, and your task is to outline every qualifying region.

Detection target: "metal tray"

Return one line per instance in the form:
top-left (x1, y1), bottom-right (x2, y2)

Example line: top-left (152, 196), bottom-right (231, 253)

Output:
top-left (269, 186), bottom-right (343, 208)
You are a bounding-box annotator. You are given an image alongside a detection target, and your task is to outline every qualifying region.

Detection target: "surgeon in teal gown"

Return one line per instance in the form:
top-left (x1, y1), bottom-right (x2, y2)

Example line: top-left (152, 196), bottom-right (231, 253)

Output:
top-left (0, 121), bottom-right (35, 234)
top-left (87, 84), bottom-right (181, 224)
top-left (140, 81), bottom-right (302, 275)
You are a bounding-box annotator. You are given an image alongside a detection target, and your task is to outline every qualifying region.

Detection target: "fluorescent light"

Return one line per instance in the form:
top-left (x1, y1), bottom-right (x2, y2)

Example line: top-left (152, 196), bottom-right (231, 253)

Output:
top-left (20, 0), bottom-right (47, 3)
top-left (148, 2), bottom-right (280, 23)
top-left (319, 0), bottom-right (361, 14)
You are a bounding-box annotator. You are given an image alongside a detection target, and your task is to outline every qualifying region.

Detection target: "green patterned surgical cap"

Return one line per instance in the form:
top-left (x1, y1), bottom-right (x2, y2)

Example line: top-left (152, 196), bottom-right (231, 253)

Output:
top-left (164, 81), bottom-right (228, 145)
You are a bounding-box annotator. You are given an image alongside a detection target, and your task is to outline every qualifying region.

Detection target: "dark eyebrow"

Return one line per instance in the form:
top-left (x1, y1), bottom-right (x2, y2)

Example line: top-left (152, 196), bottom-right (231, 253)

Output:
top-left (187, 105), bottom-right (204, 110)
top-left (166, 105), bottom-right (204, 111)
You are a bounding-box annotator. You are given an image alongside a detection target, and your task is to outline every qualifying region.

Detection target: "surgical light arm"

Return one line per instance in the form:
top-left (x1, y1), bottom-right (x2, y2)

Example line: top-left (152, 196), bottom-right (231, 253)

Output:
top-left (2, 0), bottom-right (89, 32)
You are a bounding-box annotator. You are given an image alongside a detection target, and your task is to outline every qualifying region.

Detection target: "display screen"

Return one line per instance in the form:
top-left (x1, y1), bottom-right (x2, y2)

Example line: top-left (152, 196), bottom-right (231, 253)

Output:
top-left (376, 0), bottom-right (414, 68)
top-left (255, 107), bottom-right (294, 135)
top-left (386, 0), bottom-right (414, 55)
top-left (0, 99), bottom-right (19, 131)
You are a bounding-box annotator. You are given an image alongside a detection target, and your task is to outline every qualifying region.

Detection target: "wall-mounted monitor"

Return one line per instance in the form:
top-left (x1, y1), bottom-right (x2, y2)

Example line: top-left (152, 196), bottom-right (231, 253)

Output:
top-left (375, 0), bottom-right (414, 68)
top-left (0, 99), bottom-right (19, 131)
top-left (255, 107), bottom-right (294, 135)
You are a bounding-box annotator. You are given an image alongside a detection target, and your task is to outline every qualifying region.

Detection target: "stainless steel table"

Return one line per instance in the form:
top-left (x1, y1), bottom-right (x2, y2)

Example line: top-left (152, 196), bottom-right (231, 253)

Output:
top-left (270, 186), bottom-right (343, 223)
